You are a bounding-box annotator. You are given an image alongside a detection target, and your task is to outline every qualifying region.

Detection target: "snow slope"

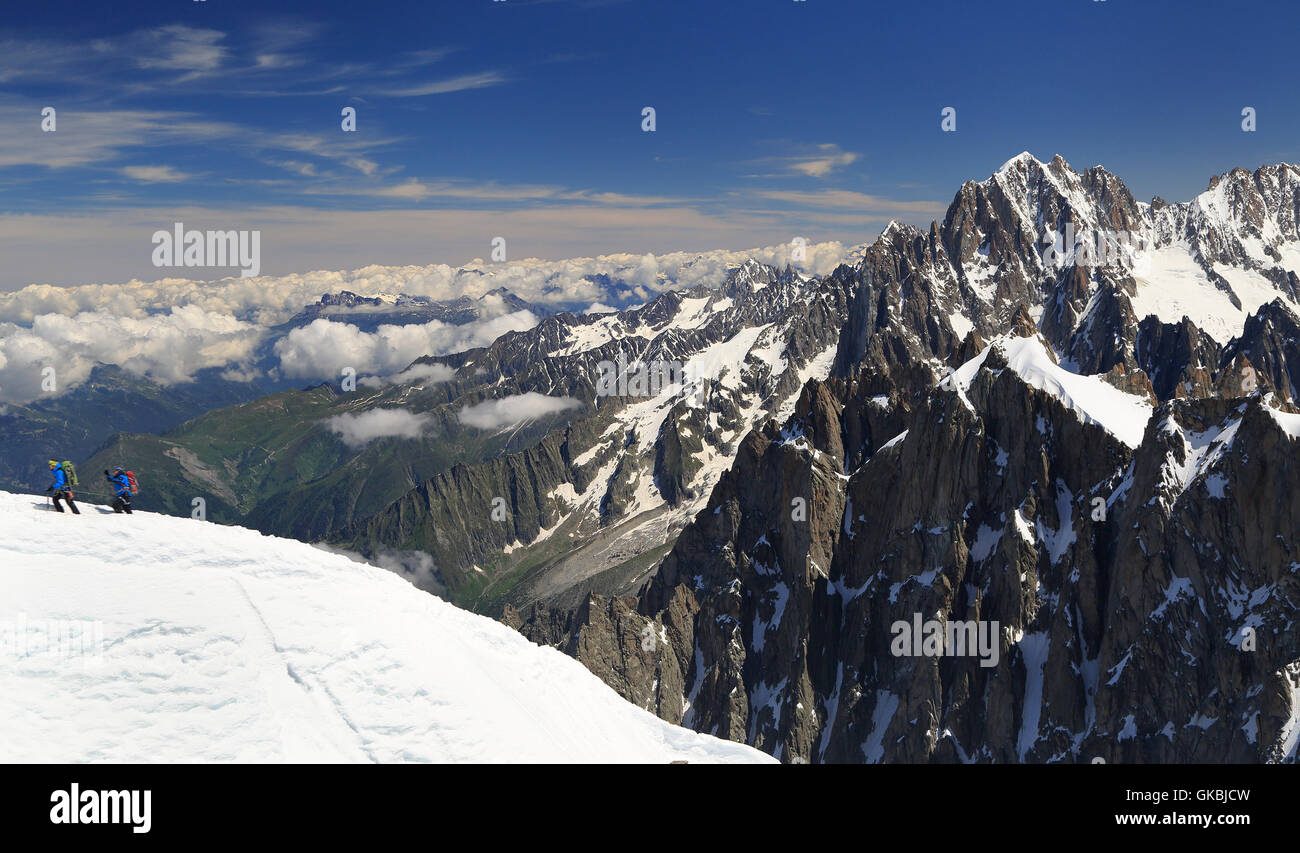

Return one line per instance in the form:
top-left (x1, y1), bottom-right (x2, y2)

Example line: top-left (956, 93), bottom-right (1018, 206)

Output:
top-left (1130, 242), bottom-right (1296, 343)
top-left (0, 491), bottom-right (772, 764)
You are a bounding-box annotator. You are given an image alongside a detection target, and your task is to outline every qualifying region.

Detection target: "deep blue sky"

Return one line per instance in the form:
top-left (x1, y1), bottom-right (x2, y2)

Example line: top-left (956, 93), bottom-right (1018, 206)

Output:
top-left (2, 0), bottom-right (1297, 287)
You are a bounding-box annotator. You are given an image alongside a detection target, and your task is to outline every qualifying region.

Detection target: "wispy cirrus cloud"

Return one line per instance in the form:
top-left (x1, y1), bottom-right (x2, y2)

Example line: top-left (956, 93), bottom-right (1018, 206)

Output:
top-left (0, 15), bottom-right (937, 291)
top-left (0, 100), bottom-right (395, 183)
top-left (319, 178), bottom-right (680, 206)
top-left (372, 71), bottom-right (508, 98)
top-left (120, 165), bottom-right (193, 183)
top-left (0, 22), bottom-right (481, 101)
top-left (345, 157), bottom-right (380, 176)
top-left (747, 143), bottom-right (861, 179)
top-left (751, 188), bottom-right (945, 215)
top-left (0, 25), bottom-right (233, 88)
top-left (107, 25), bottom-right (230, 77)
top-left (786, 143), bottom-right (859, 178)
top-left (360, 178), bottom-right (559, 202)
top-left (0, 105), bottom-right (234, 169)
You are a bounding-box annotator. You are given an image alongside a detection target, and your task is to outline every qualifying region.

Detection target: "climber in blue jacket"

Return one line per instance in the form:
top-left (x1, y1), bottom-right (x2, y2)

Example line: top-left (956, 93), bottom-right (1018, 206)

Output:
top-left (46, 459), bottom-right (80, 514)
top-left (105, 467), bottom-right (134, 514)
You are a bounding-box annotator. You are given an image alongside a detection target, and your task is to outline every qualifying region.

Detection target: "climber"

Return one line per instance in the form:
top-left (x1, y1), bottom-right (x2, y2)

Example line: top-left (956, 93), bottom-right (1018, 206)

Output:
top-left (105, 467), bottom-right (136, 514)
top-left (46, 459), bottom-right (80, 514)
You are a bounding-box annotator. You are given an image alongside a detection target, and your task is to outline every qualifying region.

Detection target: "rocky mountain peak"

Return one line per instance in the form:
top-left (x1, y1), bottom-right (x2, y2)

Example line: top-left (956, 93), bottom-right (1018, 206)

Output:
top-left (422, 156), bottom-right (1300, 763)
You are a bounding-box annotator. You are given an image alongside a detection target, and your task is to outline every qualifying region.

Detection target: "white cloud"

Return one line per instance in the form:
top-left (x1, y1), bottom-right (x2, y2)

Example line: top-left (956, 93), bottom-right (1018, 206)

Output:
top-left (754, 189), bottom-right (946, 216)
top-left (120, 165), bottom-right (192, 183)
top-left (388, 362), bottom-right (458, 384)
top-left (312, 543), bottom-right (445, 595)
top-left (274, 311), bottom-right (538, 381)
top-left (360, 362), bottom-right (458, 388)
top-left (0, 106), bottom-right (235, 169)
top-left (357, 178), bottom-right (562, 202)
top-left (0, 239), bottom-right (863, 402)
top-left (110, 25), bottom-right (228, 75)
top-left (746, 144), bottom-right (862, 179)
top-left (0, 305), bottom-right (262, 403)
top-left (787, 144), bottom-right (859, 178)
top-left (375, 71), bottom-right (507, 97)
top-left (0, 183), bottom-right (881, 293)
top-left (368, 549), bottom-right (443, 594)
top-left (457, 393), bottom-right (582, 430)
top-left (220, 365), bottom-right (263, 382)
top-left (345, 157), bottom-right (379, 176)
top-left (0, 100), bottom-right (392, 176)
top-left (323, 407), bottom-right (433, 448)
top-left (0, 238), bottom-right (857, 325)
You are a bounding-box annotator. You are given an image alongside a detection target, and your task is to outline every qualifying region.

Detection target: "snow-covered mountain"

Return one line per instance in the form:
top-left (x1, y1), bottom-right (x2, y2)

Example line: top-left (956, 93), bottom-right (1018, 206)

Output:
top-left (341, 259), bottom-right (850, 610)
top-left (0, 490), bottom-right (772, 763)
top-left (514, 154), bottom-right (1300, 764)
top-left (831, 155), bottom-right (1300, 379)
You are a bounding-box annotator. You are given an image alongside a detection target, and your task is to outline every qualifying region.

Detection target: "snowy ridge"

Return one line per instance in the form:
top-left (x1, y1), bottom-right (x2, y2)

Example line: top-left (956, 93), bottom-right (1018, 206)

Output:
top-left (0, 491), bottom-right (772, 764)
top-left (945, 334), bottom-right (1153, 448)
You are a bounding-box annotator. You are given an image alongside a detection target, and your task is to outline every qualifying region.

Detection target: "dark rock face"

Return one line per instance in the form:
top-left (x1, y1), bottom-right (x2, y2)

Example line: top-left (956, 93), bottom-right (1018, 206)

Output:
top-left (522, 347), bottom-right (1300, 763)
top-left (512, 155), bottom-right (1300, 764)
top-left (347, 427), bottom-right (574, 595)
top-left (1136, 316), bottom-right (1222, 400)
top-left (1085, 397), bottom-right (1300, 763)
top-left (1221, 299), bottom-right (1300, 401)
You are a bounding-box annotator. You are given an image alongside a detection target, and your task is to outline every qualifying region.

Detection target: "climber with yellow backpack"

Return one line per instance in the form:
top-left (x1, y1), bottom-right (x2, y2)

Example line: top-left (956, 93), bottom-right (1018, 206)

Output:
top-left (46, 459), bottom-right (81, 514)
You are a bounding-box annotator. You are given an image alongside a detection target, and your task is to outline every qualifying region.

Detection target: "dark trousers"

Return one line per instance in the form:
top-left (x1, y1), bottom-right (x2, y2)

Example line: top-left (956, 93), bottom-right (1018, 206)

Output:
top-left (52, 491), bottom-right (80, 514)
top-left (112, 496), bottom-right (133, 514)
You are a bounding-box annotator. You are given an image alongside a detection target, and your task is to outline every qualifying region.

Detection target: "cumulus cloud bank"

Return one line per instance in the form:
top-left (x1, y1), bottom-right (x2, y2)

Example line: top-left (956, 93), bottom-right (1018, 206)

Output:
top-left (457, 392), bottom-right (582, 430)
top-left (275, 311), bottom-right (536, 382)
top-left (0, 240), bottom-right (859, 402)
top-left (324, 407), bottom-right (433, 448)
top-left (0, 304), bottom-right (261, 403)
top-left (0, 240), bottom-right (855, 326)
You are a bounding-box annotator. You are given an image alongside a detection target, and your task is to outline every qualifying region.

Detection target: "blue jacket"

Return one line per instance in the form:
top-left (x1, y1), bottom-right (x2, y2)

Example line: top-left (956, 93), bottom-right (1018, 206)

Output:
top-left (50, 466), bottom-right (67, 490)
top-left (108, 472), bottom-right (132, 497)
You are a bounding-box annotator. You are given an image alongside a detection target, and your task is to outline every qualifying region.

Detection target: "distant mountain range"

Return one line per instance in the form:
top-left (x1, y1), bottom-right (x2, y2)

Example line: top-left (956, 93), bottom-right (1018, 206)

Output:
top-left (281, 287), bottom-right (546, 332)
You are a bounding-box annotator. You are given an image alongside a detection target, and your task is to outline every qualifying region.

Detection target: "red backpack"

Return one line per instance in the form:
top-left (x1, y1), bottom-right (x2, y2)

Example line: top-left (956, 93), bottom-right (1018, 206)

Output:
top-left (124, 471), bottom-right (139, 495)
